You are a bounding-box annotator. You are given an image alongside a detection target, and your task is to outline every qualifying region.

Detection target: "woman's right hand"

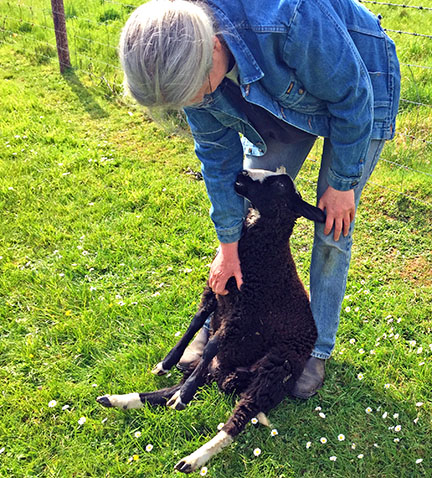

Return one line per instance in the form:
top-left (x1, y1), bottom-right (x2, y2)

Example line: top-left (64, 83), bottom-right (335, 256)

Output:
top-left (209, 241), bottom-right (243, 295)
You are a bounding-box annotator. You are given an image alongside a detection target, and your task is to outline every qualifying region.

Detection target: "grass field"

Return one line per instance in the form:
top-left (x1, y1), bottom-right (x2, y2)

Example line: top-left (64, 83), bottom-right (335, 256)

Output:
top-left (0, 1), bottom-right (431, 477)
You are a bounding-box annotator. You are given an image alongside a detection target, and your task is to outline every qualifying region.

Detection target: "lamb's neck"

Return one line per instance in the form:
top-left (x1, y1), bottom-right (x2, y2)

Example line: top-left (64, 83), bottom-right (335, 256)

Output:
top-left (245, 213), bottom-right (295, 245)
top-left (240, 215), bottom-right (296, 263)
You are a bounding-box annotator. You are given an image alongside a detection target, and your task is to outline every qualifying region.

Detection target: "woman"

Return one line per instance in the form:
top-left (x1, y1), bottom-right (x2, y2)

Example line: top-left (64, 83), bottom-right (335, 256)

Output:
top-left (119, 0), bottom-right (400, 398)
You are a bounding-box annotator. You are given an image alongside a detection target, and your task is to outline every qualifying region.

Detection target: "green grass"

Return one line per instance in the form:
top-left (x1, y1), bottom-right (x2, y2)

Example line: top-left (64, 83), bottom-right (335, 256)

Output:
top-left (0, 1), bottom-right (431, 477)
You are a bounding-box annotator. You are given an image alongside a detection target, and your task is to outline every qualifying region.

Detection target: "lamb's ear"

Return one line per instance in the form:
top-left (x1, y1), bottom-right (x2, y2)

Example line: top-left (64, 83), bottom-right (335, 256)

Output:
top-left (296, 197), bottom-right (326, 223)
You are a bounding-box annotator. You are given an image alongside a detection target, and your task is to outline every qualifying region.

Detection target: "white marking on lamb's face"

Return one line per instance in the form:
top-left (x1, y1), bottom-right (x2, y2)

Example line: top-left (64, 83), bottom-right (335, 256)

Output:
top-left (245, 168), bottom-right (287, 183)
top-left (174, 431), bottom-right (233, 473)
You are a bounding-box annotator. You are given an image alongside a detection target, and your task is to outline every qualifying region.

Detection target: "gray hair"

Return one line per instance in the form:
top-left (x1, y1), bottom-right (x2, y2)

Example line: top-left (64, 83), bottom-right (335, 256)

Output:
top-left (119, 0), bottom-right (215, 109)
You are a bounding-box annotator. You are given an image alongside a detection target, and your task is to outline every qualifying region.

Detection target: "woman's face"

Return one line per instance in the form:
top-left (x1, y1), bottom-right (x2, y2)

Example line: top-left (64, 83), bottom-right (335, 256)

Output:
top-left (187, 37), bottom-right (230, 106)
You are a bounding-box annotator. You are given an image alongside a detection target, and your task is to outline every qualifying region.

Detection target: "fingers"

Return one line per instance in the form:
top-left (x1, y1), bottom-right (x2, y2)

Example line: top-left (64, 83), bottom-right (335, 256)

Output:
top-left (235, 271), bottom-right (243, 291)
top-left (208, 241), bottom-right (242, 295)
top-left (324, 213), bottom-right (352, 241)
top-left (208, 273), bottom-right (228, 295)
top-left (319, 187), bottom-right (355, 241)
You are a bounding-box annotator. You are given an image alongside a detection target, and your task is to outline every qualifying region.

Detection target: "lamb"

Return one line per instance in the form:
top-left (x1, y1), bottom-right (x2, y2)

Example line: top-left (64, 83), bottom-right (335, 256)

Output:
top-left (97, 168), bottom-right (326, 473)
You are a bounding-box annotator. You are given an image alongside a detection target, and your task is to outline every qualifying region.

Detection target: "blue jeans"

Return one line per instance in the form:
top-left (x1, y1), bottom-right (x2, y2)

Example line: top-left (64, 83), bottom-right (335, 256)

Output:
top-left (243, 137), bottom-right (386, 359)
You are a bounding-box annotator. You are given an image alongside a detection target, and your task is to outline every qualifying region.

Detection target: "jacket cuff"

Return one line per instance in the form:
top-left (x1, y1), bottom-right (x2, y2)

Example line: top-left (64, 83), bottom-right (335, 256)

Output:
top-left (215, 222), bottom-right (243, 244)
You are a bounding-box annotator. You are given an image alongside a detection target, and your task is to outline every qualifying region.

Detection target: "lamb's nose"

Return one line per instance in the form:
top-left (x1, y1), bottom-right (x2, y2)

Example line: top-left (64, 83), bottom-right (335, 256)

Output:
top-left (241, 170), bottom-right (249, 176)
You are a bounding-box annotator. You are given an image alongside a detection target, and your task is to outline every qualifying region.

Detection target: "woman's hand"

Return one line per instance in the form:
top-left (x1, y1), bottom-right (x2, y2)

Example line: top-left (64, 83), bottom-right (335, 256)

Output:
top-left (209, 241), bottom-right (243, 295)
top-left (318, 186), bottom-right (355, 241)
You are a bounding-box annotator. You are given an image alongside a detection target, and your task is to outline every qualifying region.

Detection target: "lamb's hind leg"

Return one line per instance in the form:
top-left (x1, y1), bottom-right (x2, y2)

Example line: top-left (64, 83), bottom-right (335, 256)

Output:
top-left (153, 286), bottom-right (216, 376)
top-left (97, 384), bottom-right (182, 410)
top-left (174, 355), bottom-right (292, 473)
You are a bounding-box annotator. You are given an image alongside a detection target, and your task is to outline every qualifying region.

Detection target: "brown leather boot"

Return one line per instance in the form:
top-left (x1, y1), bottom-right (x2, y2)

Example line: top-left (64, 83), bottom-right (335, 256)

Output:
top-left (177, 328), bottom-right (210, 372)
top-left (291, 357), bottom-right (326, 399)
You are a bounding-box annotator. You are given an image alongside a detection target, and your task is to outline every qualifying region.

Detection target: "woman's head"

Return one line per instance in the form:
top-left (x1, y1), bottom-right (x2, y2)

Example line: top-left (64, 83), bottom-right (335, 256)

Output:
top-left (119, 0), bottom-right (216, 109)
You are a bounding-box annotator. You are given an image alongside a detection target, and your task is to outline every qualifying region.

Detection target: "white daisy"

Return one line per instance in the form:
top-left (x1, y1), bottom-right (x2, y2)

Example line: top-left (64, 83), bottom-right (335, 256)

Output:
top-left (394, 425), bottom-right (401, 432)
top-left (320, 437), bottom-right (327, 444)
top-left (416, 459), bottom-right (423, 464)
top-left (271, 429), bottom-right (278, 436)
top-left (134, 431), bottom-right (142, 438)
top-left (365, 407), bottom-right (373, 414)
top-left (306, 441), bottom-right (312, 449)
top-left (357, 373), bottom-right (364, 380)
top-left (251, 417), bottom-right (258, 425)
top-left (145, 444), bottom-right (153, 452)
top-left (338, 434), bottom-right (345, 441)
top-left (48, 400), bottom-right (57, 408)
top-left (357, 454), bottom-right (364, 459)
top-left (253, 448), bottom-right (261, 457)
top-left (200, 467), bottom-right (208, 476)
top-left (78, 417), bottom-right (86, 425)
top-left (217, 423), bottom-right (225, 431)
top-left (329, 456), bottom-right (337, 462)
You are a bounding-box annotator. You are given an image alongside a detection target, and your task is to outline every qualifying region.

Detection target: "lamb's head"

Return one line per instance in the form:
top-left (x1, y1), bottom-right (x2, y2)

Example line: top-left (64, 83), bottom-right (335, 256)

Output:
top-left (235, 169), bottom-right (326, 223)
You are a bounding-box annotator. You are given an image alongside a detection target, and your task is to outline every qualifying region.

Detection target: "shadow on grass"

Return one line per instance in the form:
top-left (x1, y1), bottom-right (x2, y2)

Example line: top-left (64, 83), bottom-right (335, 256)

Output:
top-left (63, 69), bottom-right (108, 119)
top-left (94, 353), bottom-right (431, 477)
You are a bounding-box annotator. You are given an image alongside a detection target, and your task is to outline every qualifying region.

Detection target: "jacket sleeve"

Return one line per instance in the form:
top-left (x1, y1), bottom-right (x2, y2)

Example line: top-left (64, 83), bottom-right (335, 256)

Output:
top-left (183, 106), bottom-right (245, 243)
top-left (283, 0), bottom-right (374, 190)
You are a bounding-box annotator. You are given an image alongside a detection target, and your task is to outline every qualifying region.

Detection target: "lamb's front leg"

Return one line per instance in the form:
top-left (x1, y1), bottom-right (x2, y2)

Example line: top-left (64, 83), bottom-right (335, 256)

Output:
top-left (97, 384), bottom-right (182, 409)
top-left (153, 287), bottom-right (216, 375)
top-left (166, 335), bottom-right (219, 410)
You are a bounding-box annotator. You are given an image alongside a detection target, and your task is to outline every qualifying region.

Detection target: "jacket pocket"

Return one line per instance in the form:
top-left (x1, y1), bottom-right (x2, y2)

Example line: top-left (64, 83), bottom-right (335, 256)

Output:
top-left (277, 76), bottom-right (327, 114)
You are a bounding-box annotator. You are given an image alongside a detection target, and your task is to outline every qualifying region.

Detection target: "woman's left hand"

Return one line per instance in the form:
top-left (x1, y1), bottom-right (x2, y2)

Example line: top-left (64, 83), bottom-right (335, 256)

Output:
top-left (318, 186), bottom-right (355, 241)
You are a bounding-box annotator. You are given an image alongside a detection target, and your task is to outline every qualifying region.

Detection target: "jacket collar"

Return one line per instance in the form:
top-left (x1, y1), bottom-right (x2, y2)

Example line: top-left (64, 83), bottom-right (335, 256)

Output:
top-left (209, 2), bottom-right (264, 85)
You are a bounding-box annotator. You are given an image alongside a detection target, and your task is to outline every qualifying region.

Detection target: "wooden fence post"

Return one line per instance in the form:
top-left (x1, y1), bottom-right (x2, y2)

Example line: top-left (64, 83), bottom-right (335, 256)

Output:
top-left (51, 0), bottom-right (71, 73)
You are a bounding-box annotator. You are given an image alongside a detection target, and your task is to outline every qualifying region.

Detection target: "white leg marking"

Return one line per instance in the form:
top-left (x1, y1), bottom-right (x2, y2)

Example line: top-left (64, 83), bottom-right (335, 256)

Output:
top-left (97, 392), bottom-right (143, 410)
top-left (166, 390), bottom-right (186, 410)
top-left (152, 361), bottom-right (168, 375)
top-left (174, 431), bottom-right (233, 473)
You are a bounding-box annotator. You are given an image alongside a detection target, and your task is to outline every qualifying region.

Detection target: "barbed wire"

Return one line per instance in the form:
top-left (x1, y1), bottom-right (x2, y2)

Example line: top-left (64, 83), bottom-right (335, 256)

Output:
top-left (359, 0), bottom-right (432, 11)
top-left (384, 28), bottom-right (432, 39)
top-left (402, 62), bottom-right (432, 70)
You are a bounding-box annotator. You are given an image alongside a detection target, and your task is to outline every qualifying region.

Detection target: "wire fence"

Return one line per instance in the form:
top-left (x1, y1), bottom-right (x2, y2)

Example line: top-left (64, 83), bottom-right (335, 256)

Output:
top-left (0, 0), bottom-right (431, 208)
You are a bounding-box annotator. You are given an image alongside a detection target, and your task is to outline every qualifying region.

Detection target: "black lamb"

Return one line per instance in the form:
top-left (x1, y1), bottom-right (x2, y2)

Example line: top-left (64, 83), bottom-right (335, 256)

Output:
top-left (97, 168), bottom-right (326, 473)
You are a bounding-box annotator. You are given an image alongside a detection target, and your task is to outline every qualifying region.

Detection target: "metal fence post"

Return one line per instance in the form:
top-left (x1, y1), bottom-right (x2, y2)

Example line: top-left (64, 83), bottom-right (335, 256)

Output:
top-left (51, 0), bottom-right (71, 73)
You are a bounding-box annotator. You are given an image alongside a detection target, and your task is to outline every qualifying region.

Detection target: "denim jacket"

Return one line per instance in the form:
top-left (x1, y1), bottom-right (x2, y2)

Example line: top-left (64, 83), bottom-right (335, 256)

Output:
top-left (184, 0), bottom-right (401, 243)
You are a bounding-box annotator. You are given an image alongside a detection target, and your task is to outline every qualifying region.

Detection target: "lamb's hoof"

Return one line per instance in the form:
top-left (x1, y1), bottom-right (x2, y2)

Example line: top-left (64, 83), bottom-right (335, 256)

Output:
top-left (166, 390), bottom-right (186, 410)
top-left (96, 395), bottom-right (113, 408)
top-left (152, 361), bottom-right (168, 376)
top-left (174, 458), bottom-right (195, 474)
